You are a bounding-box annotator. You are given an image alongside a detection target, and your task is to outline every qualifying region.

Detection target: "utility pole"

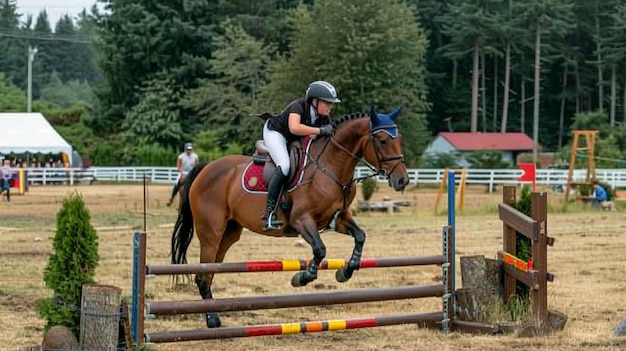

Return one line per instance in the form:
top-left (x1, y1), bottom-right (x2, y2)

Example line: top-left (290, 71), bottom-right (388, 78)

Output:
top-left (27, 46), bottom-right (38, 113)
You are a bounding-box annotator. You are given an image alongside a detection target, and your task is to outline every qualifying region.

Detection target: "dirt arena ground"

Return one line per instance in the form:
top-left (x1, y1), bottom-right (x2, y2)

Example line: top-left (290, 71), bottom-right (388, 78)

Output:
top-left (0, 183), bottom-right (624, 350)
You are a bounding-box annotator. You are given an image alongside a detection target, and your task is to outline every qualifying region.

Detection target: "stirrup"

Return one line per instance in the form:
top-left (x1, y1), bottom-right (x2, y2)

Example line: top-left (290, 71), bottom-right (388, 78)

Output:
top-left (262, 212), bottom-right (283, 231)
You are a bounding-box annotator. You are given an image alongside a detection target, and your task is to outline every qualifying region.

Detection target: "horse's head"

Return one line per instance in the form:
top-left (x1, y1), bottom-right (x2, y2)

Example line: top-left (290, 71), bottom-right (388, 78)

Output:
top-left (364, 104), bottom-right (409, 191)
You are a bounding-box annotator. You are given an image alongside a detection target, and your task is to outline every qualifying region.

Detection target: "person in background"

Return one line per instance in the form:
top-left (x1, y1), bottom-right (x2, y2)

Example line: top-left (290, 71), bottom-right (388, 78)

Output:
top-left (0, 159), bottom-right (13, 202)
top-left (590, 179), bottom-right (615, 211)
top-left (166, 142), bottom-right (199, 207)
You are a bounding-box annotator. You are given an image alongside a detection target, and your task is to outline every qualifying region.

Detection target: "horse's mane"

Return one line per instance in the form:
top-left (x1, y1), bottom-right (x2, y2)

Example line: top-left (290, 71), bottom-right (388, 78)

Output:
top-left (331, 112), bottom-right (368, 128)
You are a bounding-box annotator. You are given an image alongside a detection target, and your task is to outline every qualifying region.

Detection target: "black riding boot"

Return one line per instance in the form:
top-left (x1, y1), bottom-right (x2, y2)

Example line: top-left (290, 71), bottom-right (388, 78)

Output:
top-left (167, 181), bottom-right (180, 207)
top-left (263, 167), bottom-right (287, 231)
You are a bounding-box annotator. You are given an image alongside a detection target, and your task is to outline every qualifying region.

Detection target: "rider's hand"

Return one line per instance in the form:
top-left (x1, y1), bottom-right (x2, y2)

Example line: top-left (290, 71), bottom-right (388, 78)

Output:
top-left (318, 124), bottom-right (333, 137)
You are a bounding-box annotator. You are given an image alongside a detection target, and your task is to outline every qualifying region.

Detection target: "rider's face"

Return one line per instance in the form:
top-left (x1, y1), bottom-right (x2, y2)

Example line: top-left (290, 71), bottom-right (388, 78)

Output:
top-left (315, 99), bottom-right (333, 116)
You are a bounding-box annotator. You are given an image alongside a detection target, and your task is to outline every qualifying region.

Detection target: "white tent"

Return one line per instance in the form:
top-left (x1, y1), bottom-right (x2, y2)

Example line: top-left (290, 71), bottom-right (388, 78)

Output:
top-left (0, 113), bottom-right (73, 165)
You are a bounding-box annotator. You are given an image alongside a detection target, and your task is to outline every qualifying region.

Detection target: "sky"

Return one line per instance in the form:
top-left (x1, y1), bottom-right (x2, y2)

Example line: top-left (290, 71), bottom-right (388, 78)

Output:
top-left (16, 0), bottom-right (103, 28)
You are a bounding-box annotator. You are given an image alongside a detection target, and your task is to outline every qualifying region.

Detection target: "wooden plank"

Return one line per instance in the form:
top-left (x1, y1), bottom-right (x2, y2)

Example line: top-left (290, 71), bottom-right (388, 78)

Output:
top-left (531, 192), bottom-right (549, 332)
top-left (498, 203), bottom-right (537, 240)
top-left (452, 320), bottom-right (500, 334)
top-left (502, 264), bottom-right (537, 288)
top-left (501, 187), bottom-right (517, 302)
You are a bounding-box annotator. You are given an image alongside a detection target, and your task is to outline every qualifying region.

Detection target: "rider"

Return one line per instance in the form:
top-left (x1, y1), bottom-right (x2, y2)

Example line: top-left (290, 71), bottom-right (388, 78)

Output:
top-left (167, 142), bottom-right (199, 207)
top-left (262, 80), bottom-right (340, 231)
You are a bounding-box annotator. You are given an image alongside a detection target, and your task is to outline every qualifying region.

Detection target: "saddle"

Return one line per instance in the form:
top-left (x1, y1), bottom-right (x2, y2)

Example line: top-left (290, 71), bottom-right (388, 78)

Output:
top-left (252, 139), bottom-right (304, 186)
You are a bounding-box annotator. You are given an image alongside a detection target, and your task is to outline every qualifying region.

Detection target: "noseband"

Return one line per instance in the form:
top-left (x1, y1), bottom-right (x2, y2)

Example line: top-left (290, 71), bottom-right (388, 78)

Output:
top-left (369, 125), bottom-right (404, 177)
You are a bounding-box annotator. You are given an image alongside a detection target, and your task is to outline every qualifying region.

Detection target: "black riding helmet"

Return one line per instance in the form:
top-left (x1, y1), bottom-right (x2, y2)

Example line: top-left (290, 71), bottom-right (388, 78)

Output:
top-left (305, 81), bottom-right (341, 103)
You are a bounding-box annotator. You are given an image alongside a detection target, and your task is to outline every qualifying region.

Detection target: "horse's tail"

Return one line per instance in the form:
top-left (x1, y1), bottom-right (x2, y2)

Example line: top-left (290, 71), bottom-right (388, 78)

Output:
top-left (171, 162), bottom-right (208, 265)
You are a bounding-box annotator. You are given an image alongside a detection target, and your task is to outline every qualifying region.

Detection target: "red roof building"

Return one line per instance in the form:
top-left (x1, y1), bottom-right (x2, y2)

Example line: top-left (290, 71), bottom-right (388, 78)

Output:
top-left (423, 132), bottom-right (535, 168)
top-left (438, 132), bottom-right (534, 151)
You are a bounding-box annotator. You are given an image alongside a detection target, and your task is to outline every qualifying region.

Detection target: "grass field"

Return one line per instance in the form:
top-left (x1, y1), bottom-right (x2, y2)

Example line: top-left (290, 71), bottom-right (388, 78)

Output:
top-left (0, 183), bottom-right (625, 351)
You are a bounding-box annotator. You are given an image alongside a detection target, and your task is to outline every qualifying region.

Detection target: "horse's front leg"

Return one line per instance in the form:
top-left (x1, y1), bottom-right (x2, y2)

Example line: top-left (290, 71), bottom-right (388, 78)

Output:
top-left (334, 210), bottom-right (365, 283)
top-left (291, 215), bottom-right (326, 287)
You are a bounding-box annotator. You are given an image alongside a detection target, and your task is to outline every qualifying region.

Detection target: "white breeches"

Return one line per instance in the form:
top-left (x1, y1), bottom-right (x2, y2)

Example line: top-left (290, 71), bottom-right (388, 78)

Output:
top-left (263, 121), bottom-right (290, 176)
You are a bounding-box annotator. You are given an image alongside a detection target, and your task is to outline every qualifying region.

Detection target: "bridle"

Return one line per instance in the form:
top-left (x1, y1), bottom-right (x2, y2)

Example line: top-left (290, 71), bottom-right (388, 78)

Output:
top-left (367, 126), bottom-right (405, 177)
top-left (302, 122), bottom-right (405, 209)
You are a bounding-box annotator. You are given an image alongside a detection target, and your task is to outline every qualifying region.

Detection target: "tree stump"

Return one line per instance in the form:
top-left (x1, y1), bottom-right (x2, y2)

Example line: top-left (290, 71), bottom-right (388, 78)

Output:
top-left (459, 255), bottom-right (501, 322)
top-left (79, 284), bottom-right (122, 351)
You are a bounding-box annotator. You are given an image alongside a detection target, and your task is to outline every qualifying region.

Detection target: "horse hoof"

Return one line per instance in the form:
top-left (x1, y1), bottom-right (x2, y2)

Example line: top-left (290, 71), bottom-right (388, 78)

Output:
top-left (335, 268), bottom-right (352, 283)
top-left (291, 272), bottom-right (309, 287)
top-left (205, 313), bottom-right (222, 328)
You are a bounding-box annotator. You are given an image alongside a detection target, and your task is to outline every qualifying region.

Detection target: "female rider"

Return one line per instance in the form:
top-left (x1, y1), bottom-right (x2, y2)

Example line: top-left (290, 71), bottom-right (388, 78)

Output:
top-left (262, 81), bottom-right (340, 231)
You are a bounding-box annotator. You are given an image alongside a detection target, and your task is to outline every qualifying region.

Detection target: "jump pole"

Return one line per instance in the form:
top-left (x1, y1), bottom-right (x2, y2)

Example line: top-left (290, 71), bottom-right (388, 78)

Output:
top-left (145, 255), bottom-right (444, 275)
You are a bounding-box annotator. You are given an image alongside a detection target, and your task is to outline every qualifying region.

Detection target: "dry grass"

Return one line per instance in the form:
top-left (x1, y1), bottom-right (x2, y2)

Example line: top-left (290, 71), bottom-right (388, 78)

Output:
top-left (0, 183), bottom-right (625, 351)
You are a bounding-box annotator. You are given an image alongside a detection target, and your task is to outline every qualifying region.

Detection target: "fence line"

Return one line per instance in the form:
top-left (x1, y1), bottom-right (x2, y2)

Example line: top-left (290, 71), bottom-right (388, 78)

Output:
top-left (17, 166), bottom-right (626, 192)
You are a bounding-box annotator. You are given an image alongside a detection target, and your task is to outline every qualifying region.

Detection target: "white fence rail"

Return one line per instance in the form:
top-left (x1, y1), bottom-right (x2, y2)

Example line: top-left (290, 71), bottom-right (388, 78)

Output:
top-left (18, 166), bottom-right (626, 192)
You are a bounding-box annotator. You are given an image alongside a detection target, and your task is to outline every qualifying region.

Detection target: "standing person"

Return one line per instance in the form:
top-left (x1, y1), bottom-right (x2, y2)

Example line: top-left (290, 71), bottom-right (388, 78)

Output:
top-left (0, 159), bottom-right (13, 202)
top-left (166, 142), bottom-right (199, 207)
top-left (261, 80), bottom-right (339, 231)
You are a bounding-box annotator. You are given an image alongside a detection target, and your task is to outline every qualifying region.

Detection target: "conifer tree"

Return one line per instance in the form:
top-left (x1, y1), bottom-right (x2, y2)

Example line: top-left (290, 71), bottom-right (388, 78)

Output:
top-left (38, 191), bottom-right (99, 338)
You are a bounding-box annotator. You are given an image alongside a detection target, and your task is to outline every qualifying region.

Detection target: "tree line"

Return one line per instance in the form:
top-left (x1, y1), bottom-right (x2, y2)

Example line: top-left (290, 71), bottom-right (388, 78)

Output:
top-left (1, 0), bottom-right (626, 168)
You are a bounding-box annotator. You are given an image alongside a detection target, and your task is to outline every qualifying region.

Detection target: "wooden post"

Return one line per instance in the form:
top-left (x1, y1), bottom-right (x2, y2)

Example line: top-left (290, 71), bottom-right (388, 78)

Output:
top-left (502, 186), bottom-right (517, 302)
top-left (80, 284), bottom-right (122, 350)
top-left (531, 192), bottom-right (548, 331)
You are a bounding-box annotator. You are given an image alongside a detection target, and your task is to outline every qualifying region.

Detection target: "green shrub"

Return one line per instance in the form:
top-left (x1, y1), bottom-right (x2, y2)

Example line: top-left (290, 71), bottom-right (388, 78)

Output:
top-left (37, 191), bottom-right (99, 338)
top-left (361, 177), bottom-right (378, 201)
top-left (512, 186), bottom-right (532, 304)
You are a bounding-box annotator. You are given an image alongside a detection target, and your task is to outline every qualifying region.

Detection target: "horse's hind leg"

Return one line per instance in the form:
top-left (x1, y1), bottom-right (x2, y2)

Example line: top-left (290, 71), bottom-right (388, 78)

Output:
top-left (195, 219), bottom-right (243, 328)
top-left (333, 210), bottom-right (366, 283)
top-left (291, 216), bottom-right (326, 287)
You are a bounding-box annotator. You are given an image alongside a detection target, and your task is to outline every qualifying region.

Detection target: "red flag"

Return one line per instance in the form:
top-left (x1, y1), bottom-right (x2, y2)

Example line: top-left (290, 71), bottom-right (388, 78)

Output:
top-left (518, 163), bottom-right (536, 191)
top-left (517, 163), bottom-right (536, 182)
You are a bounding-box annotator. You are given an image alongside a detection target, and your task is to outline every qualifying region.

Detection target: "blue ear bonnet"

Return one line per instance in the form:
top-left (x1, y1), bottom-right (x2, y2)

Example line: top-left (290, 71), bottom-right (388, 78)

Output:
top-left (369, 104), bottom-right (404, 138)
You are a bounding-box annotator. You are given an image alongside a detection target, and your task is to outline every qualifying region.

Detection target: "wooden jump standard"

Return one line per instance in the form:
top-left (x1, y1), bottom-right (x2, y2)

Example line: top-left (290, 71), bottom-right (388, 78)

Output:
top-left (498, 186), bottom-right (555, 335)
top-left (131, 171), bottom-right (491, 345)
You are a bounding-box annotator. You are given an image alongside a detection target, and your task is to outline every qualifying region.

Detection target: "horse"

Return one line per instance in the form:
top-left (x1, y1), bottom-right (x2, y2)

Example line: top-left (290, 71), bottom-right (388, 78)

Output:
top-left (170, 104), bottom-right (410, 328)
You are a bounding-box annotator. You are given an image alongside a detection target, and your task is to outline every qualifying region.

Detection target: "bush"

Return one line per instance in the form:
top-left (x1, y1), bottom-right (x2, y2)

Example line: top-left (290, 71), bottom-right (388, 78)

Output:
top-left (361, 177), bottom-right (378, 201)
top-left (512, 186), bottom-right (532, 301)
top-left (38, 191), bottom-right (99, 338)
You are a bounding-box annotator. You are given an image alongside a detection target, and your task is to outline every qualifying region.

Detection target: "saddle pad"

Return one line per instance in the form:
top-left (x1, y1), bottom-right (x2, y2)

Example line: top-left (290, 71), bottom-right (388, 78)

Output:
top-left (241, 136), bottom-right (312, 194)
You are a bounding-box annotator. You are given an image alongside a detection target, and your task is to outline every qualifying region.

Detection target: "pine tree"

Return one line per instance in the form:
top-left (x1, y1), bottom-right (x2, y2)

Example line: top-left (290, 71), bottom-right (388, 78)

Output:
top-left (38, 191), bottom-right (99, 338)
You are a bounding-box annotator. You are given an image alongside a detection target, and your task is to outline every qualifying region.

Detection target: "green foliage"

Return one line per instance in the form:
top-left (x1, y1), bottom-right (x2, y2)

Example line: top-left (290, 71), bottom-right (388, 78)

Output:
top-left (37, 191), bottom-right (99, 338)
top-left (465, 151), bottom-right (513, 169)
top-left (513, 185), bottom-right (532, 299)
top-left (0, 72), bottom-right (25, 111)
top-left (129, 143), bottom-right (176, 167)
top-left (182, 21), bottom-right (270, 151)
top-left (90, 141), bottom-right (124, 166)
top-left (361, 177), bottom-right (378, 201)
top-left (190, 130), bottom-right (243, 162)
top-left (95, 0), bottom-right (215, 134)
top-left (122, 78), bottom-right (185, 149)
top-left (40, 73), bottom-right (95, 109)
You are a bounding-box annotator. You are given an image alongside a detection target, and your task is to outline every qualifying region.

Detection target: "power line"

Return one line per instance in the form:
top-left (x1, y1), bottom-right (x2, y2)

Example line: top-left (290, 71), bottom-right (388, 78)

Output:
top-left (0, 30), bottom-right (95, 44)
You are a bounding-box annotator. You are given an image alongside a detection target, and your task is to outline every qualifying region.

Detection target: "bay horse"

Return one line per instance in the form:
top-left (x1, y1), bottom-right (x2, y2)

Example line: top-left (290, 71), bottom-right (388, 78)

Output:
top-left (170, 104), bottom-right (409, 328)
